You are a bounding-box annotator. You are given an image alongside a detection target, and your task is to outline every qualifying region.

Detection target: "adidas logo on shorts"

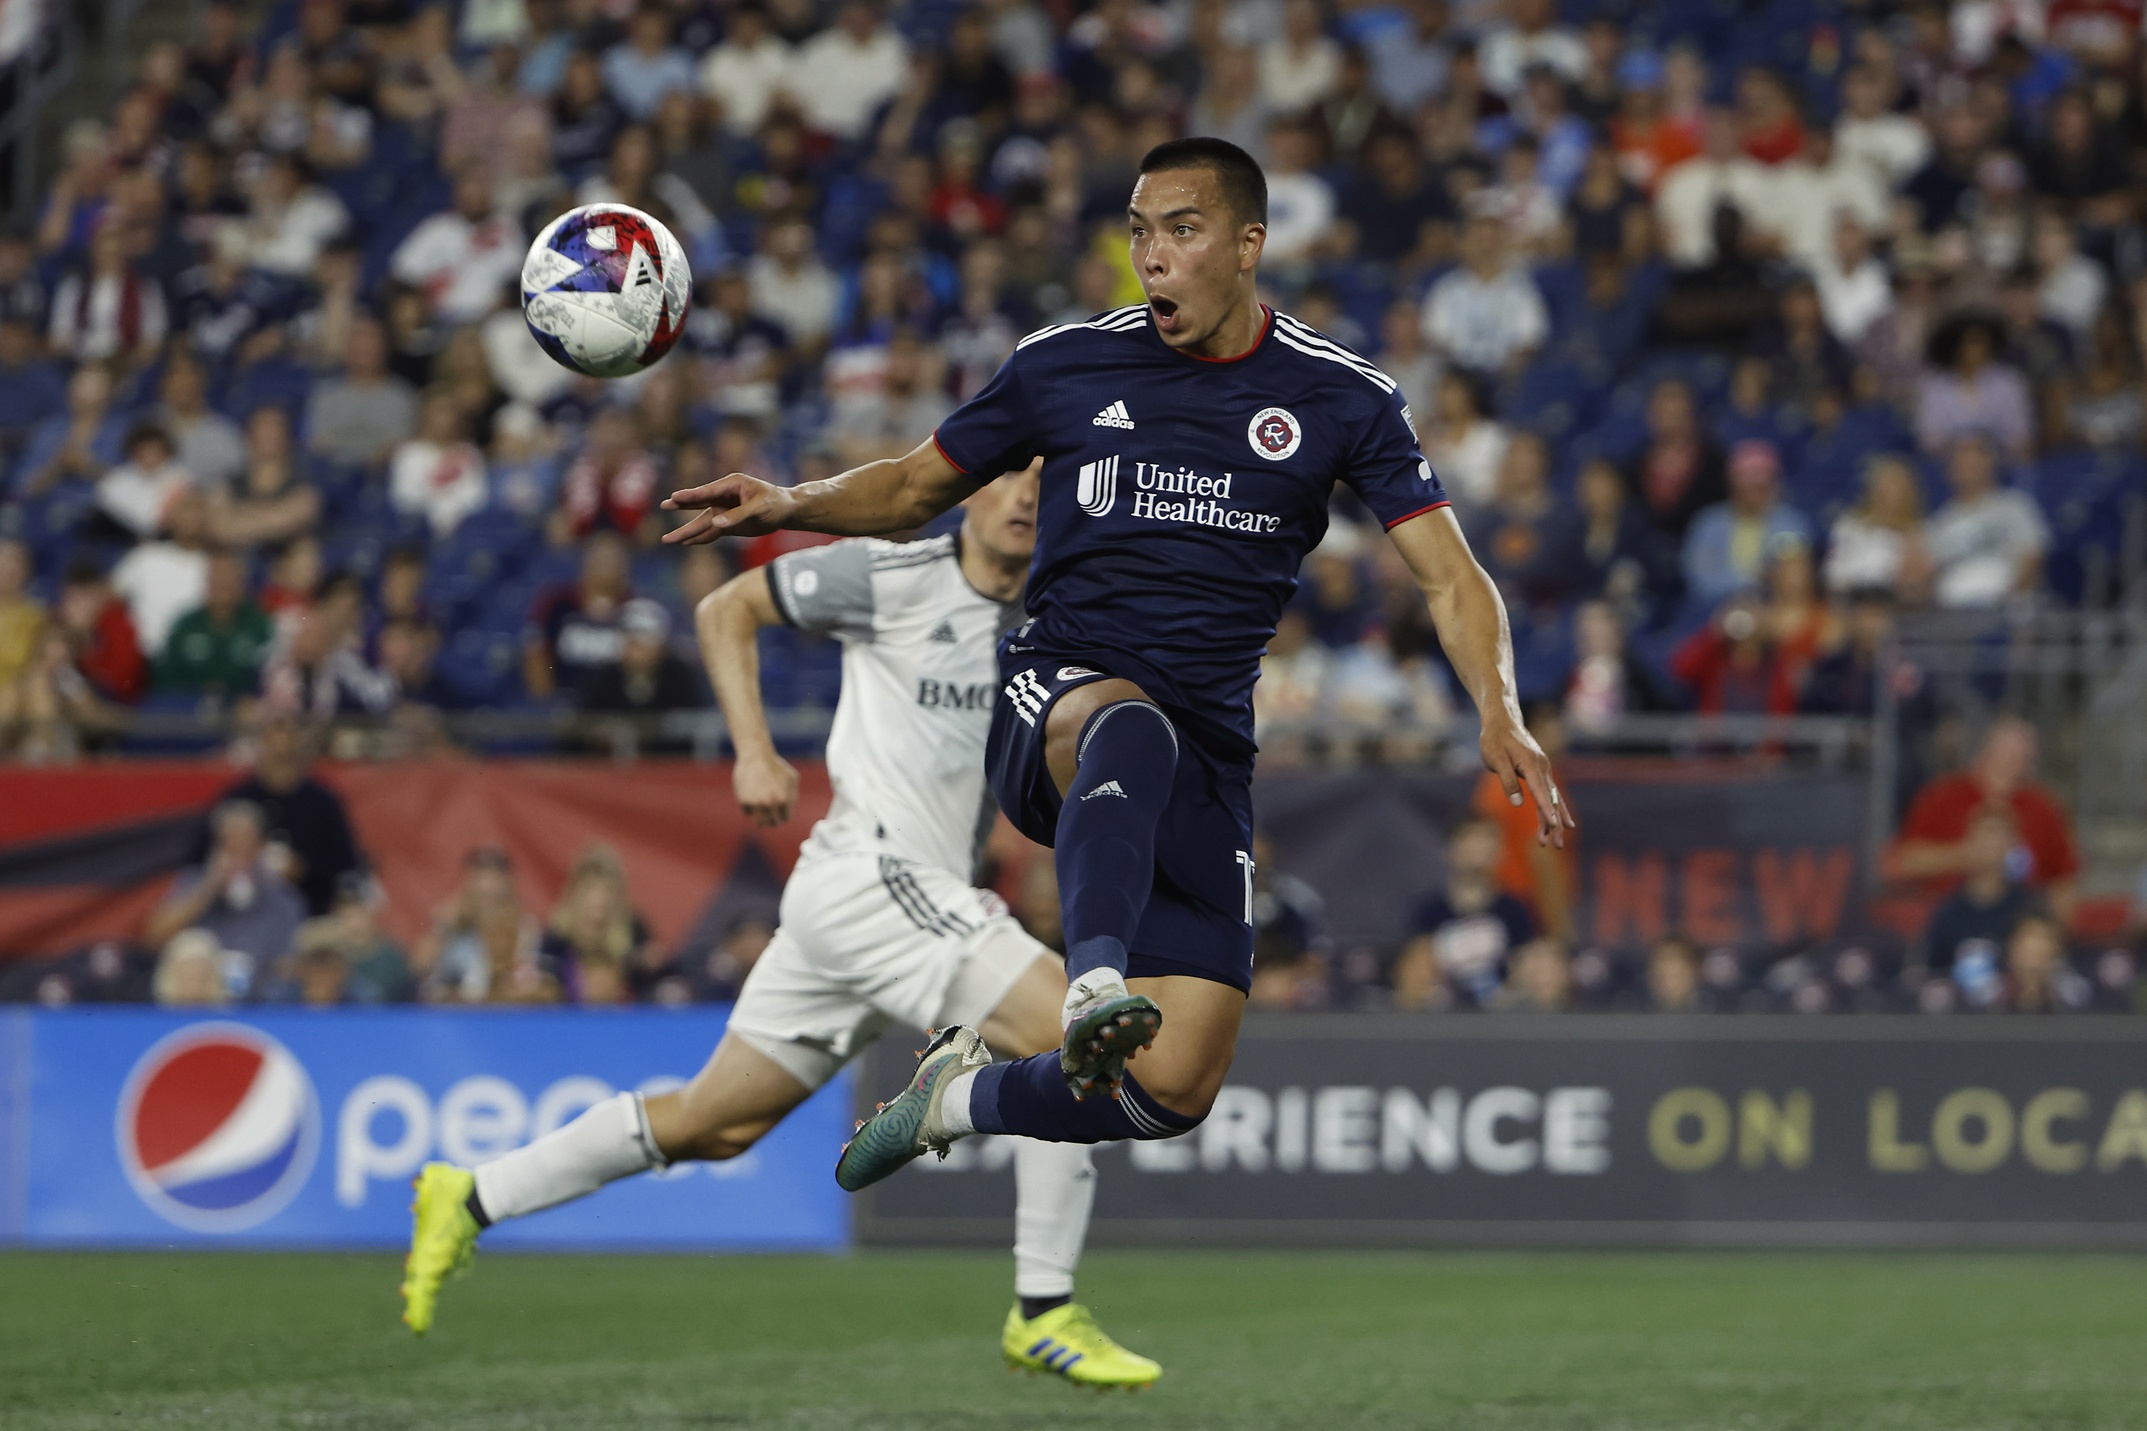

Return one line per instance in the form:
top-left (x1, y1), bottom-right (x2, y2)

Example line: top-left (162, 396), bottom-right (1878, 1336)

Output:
top-left (1081, 781), bottom-right (1128, 800)
top-left (1091, 400), bottom-right (1135, 429)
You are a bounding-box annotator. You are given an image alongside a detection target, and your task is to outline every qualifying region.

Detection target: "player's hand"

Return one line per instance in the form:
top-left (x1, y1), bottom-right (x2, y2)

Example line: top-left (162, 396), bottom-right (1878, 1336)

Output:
top-left (1480, 713), bottom-right (1576, 849)
top-left (661, 473), bottom-right (798, 544)
top-left (733, 749), bottom-right (800, 827)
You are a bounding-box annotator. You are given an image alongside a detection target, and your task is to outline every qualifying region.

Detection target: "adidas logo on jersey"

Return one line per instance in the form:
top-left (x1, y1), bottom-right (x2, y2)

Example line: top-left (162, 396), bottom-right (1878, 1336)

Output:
top-left (1081, 781), bottom-right (1128, 800)
top-left (1091, 400), bottom-right (1136, 429)
top-left (927, 620), bottom-right (957, 643)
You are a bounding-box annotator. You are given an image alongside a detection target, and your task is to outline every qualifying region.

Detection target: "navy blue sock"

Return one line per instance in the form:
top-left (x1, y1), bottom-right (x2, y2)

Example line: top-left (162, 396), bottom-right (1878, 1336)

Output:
top-left (1056, 701), bottom-right (1177, 982)
top-left (1021, 1294), bottom-right (1071, 1320)
top-left (968, 1055), bottom-right (1202, 1143)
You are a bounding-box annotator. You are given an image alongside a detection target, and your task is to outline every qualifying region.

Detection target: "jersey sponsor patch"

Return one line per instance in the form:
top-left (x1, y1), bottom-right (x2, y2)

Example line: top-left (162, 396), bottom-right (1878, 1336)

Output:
top-left (1076, 454), bottom-right (1120, 516)
top-left (1247, 407), bottom-right (1302, 461)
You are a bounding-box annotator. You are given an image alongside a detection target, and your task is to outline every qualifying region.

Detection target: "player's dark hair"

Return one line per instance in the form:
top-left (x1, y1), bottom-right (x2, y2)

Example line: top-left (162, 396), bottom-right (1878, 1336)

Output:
top-left (1137, 137), bottom-right (1268, 226)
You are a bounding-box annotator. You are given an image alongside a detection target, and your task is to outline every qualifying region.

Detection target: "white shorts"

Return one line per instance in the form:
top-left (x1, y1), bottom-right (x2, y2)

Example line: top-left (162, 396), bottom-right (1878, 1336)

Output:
top-left (726, 850), bottom-right (1051, 1090)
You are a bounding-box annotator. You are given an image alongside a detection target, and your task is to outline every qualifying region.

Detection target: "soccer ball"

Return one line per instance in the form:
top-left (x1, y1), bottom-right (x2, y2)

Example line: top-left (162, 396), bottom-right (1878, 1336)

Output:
top-left (521, 204), bottom-right (691, 378)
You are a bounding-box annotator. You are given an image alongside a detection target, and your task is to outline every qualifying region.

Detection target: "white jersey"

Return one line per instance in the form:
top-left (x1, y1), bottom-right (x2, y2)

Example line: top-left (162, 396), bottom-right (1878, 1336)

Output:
top-left (767, 533), bottom-right (1020, 880)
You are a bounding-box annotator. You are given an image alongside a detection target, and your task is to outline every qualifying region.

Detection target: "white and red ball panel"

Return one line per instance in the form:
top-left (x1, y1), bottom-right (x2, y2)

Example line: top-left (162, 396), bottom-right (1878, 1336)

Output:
top-left (521, 204), bottom-right (691, 379)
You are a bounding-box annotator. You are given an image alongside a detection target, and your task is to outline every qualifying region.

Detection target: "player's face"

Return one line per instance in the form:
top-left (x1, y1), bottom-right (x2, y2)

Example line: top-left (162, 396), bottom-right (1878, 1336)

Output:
top-left (966, 458), bottom-right (1041, 563)
top-left (1128, 168), bottom-right (1263, 351)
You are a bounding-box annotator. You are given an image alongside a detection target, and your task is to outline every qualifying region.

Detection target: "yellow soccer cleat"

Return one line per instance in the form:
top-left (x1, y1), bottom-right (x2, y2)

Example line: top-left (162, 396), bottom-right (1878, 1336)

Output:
top-left (400, 1162), bottom-right (480, 1335)
top-left (1002, 1302), bottom-right (1162, 1389)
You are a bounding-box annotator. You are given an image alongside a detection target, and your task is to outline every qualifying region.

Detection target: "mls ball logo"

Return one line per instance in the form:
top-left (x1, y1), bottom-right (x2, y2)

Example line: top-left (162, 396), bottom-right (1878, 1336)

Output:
top-left (1248, 407), bottom-right (1301, 461)
top-left (117, 1023), bottom-right (321, 1232)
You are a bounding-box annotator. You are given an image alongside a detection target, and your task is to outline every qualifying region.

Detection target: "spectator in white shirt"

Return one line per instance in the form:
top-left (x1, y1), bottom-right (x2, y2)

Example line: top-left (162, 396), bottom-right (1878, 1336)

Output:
top-left (1764, 128), bottom-right (1888, 273)
top-left (2032, 212), bottom-right (2108, 343)
top-left (1258, 0), bottom-right (1343, 115)
top-left (1260, 120), bottom-right (1337, 269)
top-left (1815, 212), bottom-right (1892, 344)
top-left (242, 154), bottom-right (350, 277)
top-left (390, 394), bottom-right (490, 538)
top-left (1422, 370), bottom-right (1509, 512)
top-left (1924, 435), bottom-right (2049, 609)
top-left (1824, 454), bottom-right (1927, 598)
top-left (98, 424), bottom-right (194, 540)
top-left (786, 2), bottom-right (908, 142)
top-left (388, 171), bottom-right (525, 326)
top-left (602, 5), bottom-right (697, 121)
top-left (1421, 213), bottom-right (1548, 378)
top-left (1833, 63), bottom-right (1930, 190)
top-left (698, 5), bottom-right (793, 137)
top-left (1480, 0), bottom-right (1587, 98)
top-left (110, 489), bottom-right (212, 657)
top-left (48, 226), bottom-right (167, 367)
top-left (1655, 106), bottom-right (1779, 268)
top-left (747, 219), bottom-right (839, 351)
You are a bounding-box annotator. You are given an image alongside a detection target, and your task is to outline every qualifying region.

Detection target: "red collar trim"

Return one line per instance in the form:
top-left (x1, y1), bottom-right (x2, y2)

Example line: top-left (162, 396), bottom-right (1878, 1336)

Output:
top-left (1171, 304), bottom-right (1271, 364)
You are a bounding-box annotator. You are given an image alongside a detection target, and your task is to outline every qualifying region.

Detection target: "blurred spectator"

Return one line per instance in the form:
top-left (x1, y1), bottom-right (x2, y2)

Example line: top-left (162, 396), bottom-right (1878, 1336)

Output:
top-left (417, 844), bottom-right (553, 1003)
top-left (1815, 214), bottom-right (1891, 345)
top-left (390, 393), bottom-right (489, 537)
top-left (526, 530), bottom-right (633, 701)
top-left (242, 153), bottom-right (349, 276)
top-left (322, 875), bottom-right (414, 1002)
top-left (48, 225), bottom-right (168, 366)
top-left (1923, 436), bottom-right (2049, 608)
top-left (788, 1), bottom-right (908, 142)
top-left (1489, 938), bottom-right (1573, 1011)
top-left (2061, 308), bottom-right (2143, 450)
top-left (54, 559), bottom-right (147, 704)
top-left (1833, 63), bottom-right (1928, 191)
top-left (1564, 599), bottom-right (1672, 732)
top-left (1258, 0), bottom-right (1343, 114)
top-left (1549, 458), bottom-right (1676, 614)
top-left (0, 540), bottom-right (41, 694)
top-left (602, 5), bottom-right (695, 122)
top-left (1189, 46), bottom-right (1269, 164)
top-left (1754, 280), bottom-right (1854, 410)
top-left (1342, 132), bottom-right (1453, 273)
top-left (1368, 0), bottom-right (1453, 114)
top-left (389, 170), bottom-right (524, 326)
top-left (1824, 455), bottom-right (1928, 599)
top-left (1919, 807), bottom-right (2043, 975)
top-left (0, 314), bottom-right (63, 473)
top-left (264, 918), bottom-right (358, 1006)
top-left (1916, 314), bottom-right (2035, 461)
top-left (1680, 441), bottom-right (1813, 607)
top-left (1467, 432), bottom-right (1560, 605)
top-left (539, 844), bottom-right (656, 1004)
top-left (692, 915), bottom-right (771, 1001)
top-left (2002, 914), bottom-right (2089, 1014)
top-left (1421, 214), bottom-right (1547, 379)
top-left (1670, 593), bottom-right (1798, 715)
top-left (151, 350), bottom-right (244, 488)
top-left (259, 573), bottom-right (396, 719)
top-left (1246, 834), bottom-right (1332, 1012)
top-left (1394, 815), bottom-right (1538, 1010)
top-left (747, 220), bottom-right (839, 353)
top-left (109, 489), bottom-right (212, 657)
top-left (577, 597), bottom-right (704, 718)
top-left (1623, 378), bottom-right (1724, 542)
top-left (152, 928), bottom-right (230, 1008)
top-left (1652, 205), bottom-right (1774, 348)
top-left (156, 549), bottom-right (272, 699)
top-left (1734, 67), bottom-right (1805, 166)
top-left (699, 6), bottom-right (793, 138)
top-left (206, 409), bottom-right (322, 549)
top-left (1889, 715), bottom-right (2080, 923)
top-left (15, 362), bottom-right (125, 498)
top-left (1421, 371), bottom-right (1507, 513)
top-left (1646, 934), bottom-right (1703, 1012)
top-left (305, 316), bottom-right (417, 468)
top-left (556, 409), bottom-right (660, 543)
top-left (143, 799), bottom-right (307, 997)
top-left (1801, 589), bottom-right (1903, 716)
top-left (214, 709), bottom-right (364, 915)
top-left (1480, 0), bottom-right (1585, 97)
top-left (95, 423), bottom-right (193, 542)
top-left (1261, 121), bottom-right (1338, 271)
top-left (1655, 108), bottom-right (1772, 268)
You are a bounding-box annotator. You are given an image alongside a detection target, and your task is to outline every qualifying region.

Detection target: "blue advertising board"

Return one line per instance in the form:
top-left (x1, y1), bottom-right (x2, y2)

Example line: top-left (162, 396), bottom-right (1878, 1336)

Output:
top-left (0, 1008), bottom-right (850, 1249)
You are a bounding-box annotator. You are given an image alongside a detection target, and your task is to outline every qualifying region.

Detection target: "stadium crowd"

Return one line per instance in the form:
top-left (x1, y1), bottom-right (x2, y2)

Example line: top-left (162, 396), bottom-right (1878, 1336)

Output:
top-left (1, 0), bottom-right (2145, 1008)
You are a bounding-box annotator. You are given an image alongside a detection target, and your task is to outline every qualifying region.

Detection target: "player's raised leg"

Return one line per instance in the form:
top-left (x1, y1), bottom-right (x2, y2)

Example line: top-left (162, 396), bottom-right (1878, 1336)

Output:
top-left (401, 1033), bottom-right (810, 1333)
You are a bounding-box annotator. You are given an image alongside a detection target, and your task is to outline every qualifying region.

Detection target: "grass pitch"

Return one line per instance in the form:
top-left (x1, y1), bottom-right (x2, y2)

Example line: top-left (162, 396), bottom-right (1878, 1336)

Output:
top-left (2, 1249), bottom-right (2140, 1430)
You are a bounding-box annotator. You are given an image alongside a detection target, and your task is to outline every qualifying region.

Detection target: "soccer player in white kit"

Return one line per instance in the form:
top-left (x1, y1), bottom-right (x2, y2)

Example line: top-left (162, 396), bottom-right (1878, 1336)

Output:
top-left (400, 461), bottom-right (1160, 1387)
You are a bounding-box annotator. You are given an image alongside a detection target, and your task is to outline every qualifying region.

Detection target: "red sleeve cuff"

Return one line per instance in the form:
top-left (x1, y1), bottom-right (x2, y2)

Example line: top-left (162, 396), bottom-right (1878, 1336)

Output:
top-left (930, 432), bottom-right (968, 475)
top-left (1382, 500), bottom-right (1451, 530)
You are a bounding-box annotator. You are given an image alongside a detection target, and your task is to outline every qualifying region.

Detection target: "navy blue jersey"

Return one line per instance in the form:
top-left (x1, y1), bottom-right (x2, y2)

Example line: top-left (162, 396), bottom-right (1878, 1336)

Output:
top-left (933, 304), bottom-right (1449, 767)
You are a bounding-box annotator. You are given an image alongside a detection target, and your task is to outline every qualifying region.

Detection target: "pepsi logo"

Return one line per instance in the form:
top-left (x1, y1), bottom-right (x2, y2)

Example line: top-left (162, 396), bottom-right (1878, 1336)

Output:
top-left (116, 1023), bottom-right (320, 1232)
top-left (1247, 406), bottom-right (1301, 461)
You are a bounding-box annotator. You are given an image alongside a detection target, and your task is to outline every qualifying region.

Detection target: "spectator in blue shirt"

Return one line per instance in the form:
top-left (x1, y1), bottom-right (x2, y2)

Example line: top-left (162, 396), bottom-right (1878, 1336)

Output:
top-left (603, 6), bottom-right (698, 122)
top-left (1680, 440), bottom-right (1815, 607)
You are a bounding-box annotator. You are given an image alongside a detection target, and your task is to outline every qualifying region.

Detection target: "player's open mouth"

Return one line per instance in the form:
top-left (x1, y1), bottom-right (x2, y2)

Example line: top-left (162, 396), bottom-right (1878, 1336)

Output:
top-left (1149, 296), bottom-right (1180, 331)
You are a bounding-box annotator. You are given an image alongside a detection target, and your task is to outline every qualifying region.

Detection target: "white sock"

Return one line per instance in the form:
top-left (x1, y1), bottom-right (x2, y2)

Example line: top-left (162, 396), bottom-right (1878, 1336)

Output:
top-left (939, 1068), bottom-right (981, 1137)
top-left (471, 1091), bottom-right (663, 1222)
top-left (1013, 1139), bottom-right (1095, 1301)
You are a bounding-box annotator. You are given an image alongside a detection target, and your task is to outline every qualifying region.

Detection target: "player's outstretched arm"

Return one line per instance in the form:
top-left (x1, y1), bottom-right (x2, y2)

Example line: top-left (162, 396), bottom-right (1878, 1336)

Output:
top-left (661, 438), bottom-right (972, 546)
top-left (694, 567), bottom-right (799, 827)
top-left (1387, 507), bottom-right (1577, 848)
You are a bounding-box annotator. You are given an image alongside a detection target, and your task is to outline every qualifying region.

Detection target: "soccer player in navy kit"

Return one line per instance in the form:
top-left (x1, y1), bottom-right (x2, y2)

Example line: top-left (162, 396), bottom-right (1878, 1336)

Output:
top-left (663, 138), bottom-right (1572, 1186)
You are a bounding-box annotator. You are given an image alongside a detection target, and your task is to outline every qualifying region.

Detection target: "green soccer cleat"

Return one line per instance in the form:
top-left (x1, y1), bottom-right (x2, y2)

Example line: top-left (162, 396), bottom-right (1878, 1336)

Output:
top-left (1059, 969), bottom-right (1161, 1101)
top-left (834, 1026), bottom-right (990, 1192)
top-left (1002, 1302), bottom-right (1162, 1389)
top-left (401, 1162), bottom-right (480, 1335)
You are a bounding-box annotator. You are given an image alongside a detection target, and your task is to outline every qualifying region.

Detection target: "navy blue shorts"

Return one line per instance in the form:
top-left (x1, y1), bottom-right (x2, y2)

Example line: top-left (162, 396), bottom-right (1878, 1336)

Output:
top-left (986, 650), bottom-right (1256, 993)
